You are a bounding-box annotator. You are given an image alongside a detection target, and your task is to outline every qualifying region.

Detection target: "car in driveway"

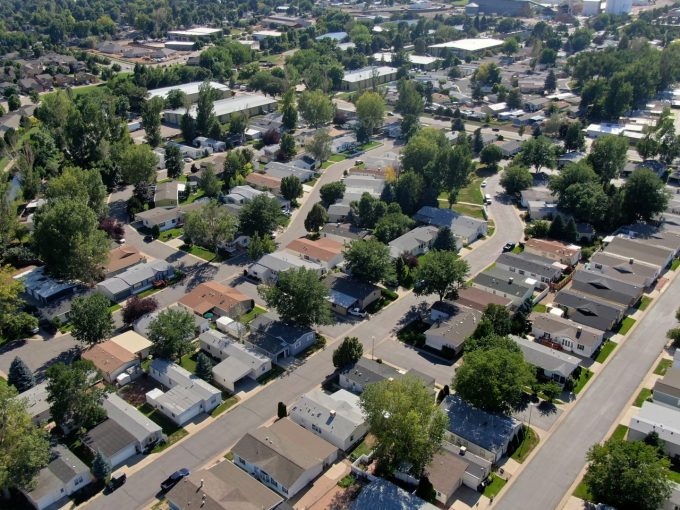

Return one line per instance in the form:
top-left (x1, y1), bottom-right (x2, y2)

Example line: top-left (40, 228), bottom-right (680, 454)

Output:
top-left (348, 308), bottom-right (368, 319)
top-left (160, 468), bottom-right (190, 492)
top-left (502, 242), bottom-right (516, 253)
top-left (481, 180), bottom-right (487, 188)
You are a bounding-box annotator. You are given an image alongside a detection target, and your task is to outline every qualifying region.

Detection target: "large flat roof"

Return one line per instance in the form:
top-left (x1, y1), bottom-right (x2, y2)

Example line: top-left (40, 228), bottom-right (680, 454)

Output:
top-left (342, 66), bottom-right (398, 83)
top-left (165, 93), bottom-right (277, 118)
top-left (148, 81), bottom-right (229, 100)
top-left (167, 27), bottom-right (222, 36)
top-left (428, 38), bottom-right (504, 51)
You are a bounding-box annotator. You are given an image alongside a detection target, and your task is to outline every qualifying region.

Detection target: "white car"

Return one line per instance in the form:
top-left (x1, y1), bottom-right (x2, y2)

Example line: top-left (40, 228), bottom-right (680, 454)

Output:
top-left (348, 308), bottom-right (368, 318)
top-left (481, 180), bottom-right (487, 188)
top-left (184, 157), bottom-right (193, 163)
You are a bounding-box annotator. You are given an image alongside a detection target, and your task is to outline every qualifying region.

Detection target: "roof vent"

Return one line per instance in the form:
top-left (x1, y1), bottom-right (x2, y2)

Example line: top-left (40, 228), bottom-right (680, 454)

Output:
top-left (330, 409), bottom-right (336, 417)
top-left (629, 258), bottom-right (634, 264)
top-left (508, 277), bottom-right (514, 284)
top-left (460, 446), bottom-right (467, 455)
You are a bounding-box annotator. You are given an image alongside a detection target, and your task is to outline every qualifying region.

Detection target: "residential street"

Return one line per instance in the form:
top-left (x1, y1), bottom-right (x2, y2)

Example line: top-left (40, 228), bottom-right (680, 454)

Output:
top-left (495, 272), bottom-right (680, 510)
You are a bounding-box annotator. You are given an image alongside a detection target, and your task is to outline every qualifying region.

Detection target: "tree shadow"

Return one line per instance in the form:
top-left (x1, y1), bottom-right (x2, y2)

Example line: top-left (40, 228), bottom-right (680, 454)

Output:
top-left (34, 346), bottom-right (80, 381)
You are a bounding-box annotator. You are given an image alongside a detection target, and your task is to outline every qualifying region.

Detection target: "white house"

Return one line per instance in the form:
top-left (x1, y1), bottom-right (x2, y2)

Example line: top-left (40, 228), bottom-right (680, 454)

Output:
top-left (388, 225), bottom-right (439, 259)
top-left (530, 312), bottom-right (605, 358)
top-left (103, 393), bottom-right (163, 453)
top-left (289, 388), bottom-right (368, 451)
top-left (628, 401), bottom-right (680, 457)
top-left (247, 251), bottom-right (325, 283)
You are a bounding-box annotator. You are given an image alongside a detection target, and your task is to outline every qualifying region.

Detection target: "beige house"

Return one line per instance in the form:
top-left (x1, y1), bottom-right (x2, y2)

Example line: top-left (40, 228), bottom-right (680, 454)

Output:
top-left (110, 330), bottom-right (153, 359)
top-left (524, 238), bottom-right (581, 266)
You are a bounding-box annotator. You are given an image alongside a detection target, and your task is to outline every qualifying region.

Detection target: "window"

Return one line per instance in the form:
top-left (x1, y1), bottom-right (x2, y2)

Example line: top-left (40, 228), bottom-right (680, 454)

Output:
top-left (238, 457), bottom-right (246, 465)
top-left (577, 344), bottom-right (584, 351)
top-left (75, 476), bottom-right (83, 485)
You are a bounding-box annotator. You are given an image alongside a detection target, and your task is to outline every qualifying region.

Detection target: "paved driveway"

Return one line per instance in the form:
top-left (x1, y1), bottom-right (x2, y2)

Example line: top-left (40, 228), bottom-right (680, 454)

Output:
top-left (0, 334), bottom-right (79, 381)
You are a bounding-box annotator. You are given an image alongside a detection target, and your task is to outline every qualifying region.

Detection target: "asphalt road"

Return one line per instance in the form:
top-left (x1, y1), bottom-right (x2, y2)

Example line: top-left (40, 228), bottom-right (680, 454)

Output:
top-left (495, 273), bottom-right (680, 510)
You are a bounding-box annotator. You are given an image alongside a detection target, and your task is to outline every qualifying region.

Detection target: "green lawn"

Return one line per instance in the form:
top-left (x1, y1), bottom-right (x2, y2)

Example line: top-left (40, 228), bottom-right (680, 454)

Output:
top-left (633, 388), bottom-right (653, 407)
top-left (611, 424), bottom-right (628, 441)
top-left (671, 259), bottom-right (680, 271)
top-left (512, 245), bottom-right (524, 254)
top-left (138, 403), bottom-right (189, 453)
top-left (71, 83), bottom-right (105, 98)
top-left (532, 303), bottom-right (547, 313)
top-left (574, 369), bottom-right (594, 394)
top-left (669, 465), bottom-right (680, 484)
top-left (637, 296), bottom-right (653, 311)
top-left (359, 141), bottom-right (382, 151)
top-left (595, 340), bottom-right (617, 363)
top-left (256, 365), bottom-right (285, 385)
top-left (181, 190), bottom-right (206, 205)
top-left (573, 480), bottom-right (593, 501)
top-left (180, 244), bottom-right (220, 261)
top-left (349, 435), bottom-right (375, 461)
top-left (224, 451), bottom-right (234, 461)
top-left (108, 303), bottom-right (122, 312)
top-left (137, 287), bottom-right (162, 299)
top-left (510, 426), bottom-right (539, 464)
top-left (396, 320), bottom-right (429, 347)
top-left (458, 177), bottom-right (484, 205)
top-left (483, 474), bottom-right (507, 499)
top-left (211, 395), bottom-right (239, 417)
top-left (179, 351), bottom-right (199, 373)
top-left (337, 474), bottom-right (356, 488)
top-left (239, 305), bottom-right (267, 324)
top-left (452, 203), bottom-right (486, 220)
top-left (159, 227), bottom-right (184, 242)
top-left (616, 317), bottom-right (636, 336)
top-left (655, 359), bottom-right (673, 376)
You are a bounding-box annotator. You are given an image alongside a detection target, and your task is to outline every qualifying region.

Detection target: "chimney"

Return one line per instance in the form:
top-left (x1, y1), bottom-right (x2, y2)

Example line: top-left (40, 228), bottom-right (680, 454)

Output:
top-left (629, 258), bottom-right (634, 264)
top-left (330, 409), bottom-right (336, 417)
top-left (576, 326), bottom-right (582, 338)
top-left (508, 277), bottom-right (514, 284)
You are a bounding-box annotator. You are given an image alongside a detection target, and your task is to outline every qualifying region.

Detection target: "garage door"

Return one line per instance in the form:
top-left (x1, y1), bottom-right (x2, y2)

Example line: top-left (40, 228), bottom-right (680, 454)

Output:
top-left (110, 443), bottom-right (138, 468)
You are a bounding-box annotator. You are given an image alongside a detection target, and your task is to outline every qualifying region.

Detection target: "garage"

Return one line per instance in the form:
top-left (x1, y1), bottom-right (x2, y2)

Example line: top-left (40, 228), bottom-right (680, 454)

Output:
top-left (83, 418), bottom-right (139, 468)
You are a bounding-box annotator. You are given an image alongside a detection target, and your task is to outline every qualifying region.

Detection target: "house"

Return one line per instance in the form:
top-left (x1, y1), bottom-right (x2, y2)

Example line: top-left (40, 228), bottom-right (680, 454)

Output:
top-left (524, 238), bottom-right (581, 266)
top-left (289, 388), bottom-right (368, 451)
top-left (110, 330), bottom-right (153, 359)
top-left (511, 335), bottom-right (580, 385)
top-left (81, 340), bottom-right (141, 385)
top-left (436, 443), bottom-right (491, 493)
top-left (179, 281), bottom-right (253, 319)
top-left (264, 161), bottom-right (316, 182)
top-left (455, 286), bottom-right (513, 312)
top-left (16, 381), bottom-right (51, 425)
top-left (653, 367), bottom-right (680, 409)
top-left (496, 252), bottom-right (564, 286)
top-left (104, 245), bottom-right (146, 278)
top-left (231, 418), bottom-right (339, 498)
top-left (134, 206), bottom-right (183, 232)
top-left (324, 274), bottom-right (381, 315)
top-left (286, 237), bottom-right (345, 269)
top-left (224, 185), bottom-right (274, 206)
top-left (425, 305), bottom-right (483, 355)
top-left (165, 460), bottom-right (283, 510)
top-left (340, 66), bottom-right (398, 91)
top-left (425, 448), bottom-right (475, 506)
top-left (620, 224), bottom-right (680, 256)
top-left (245, 171), bottom-right (281, 193)
top-left (571, 268), bottom-right (644, 308)
top-left (102, 393), bottom-right (163, 453)
top-left (520, 188), bottom-right (557, 208)
top-left (22, 445), bottom-right (92, 510)
top-left (215, 316), bottom-right (248, 340)
top-left (526, 201), bottom-right (558, 221)
top-left (95, 260), bottom-right (174, 302)
top-left (588, 253), bottom-right (657, 288)
top-left (83, 418), bottom-right (140, 468)
top-left (388, 225), bottom-right (439, 259)
top-left (497, 139), bottom-right (523, 158)
top-left (553, 289), bottom-right (626, 331)
top-left (134, 305), bottom-right (209, 339)
top-left (193, 136), bottom-right (226, 152)
top-left (339, 357), bottom-right (401, 394)
top-left (146, 359), bottom-right (222, 425)
top-left (603, 236), bottom-right (673, 273)
top-left (18, 266), bottom-right (78, 306)
top-left (199, 330), bottom-right (272, 391)
top-left (351, 479), bottom-right (439, 510)
top-left (413, 207), bottom-right (487, 247)
top-left (557, 151), bottom-right (587, 168)
top-left (472, 269), bottom-right (535, 306)
top-left (530, 312), bottom-right (605, 358)
top-left (154, 181), bottom-right (185, 207)
top-left (628, 401), bottom-right (680, 457)
top-left (439, 395), bottom-right (522, 464)
top-left (247, 314), bottom-right (316, 359)
top-left (292, 155), bottom-right (318, 171)
top-left (247, 251), bottom-right (325, 283)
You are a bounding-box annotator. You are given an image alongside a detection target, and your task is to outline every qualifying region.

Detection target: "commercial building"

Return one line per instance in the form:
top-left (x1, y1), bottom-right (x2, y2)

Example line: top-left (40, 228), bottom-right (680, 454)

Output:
top-left (428, 38), bottom-right (504, 57)
top-left (147, 81), bottom-right (229, 103)
top-left (340, 66), bottom-right (398, 91)
top-left (166, 27), bottom-right (223, 41)
top-left (163, 94), bottom-right (278, 125)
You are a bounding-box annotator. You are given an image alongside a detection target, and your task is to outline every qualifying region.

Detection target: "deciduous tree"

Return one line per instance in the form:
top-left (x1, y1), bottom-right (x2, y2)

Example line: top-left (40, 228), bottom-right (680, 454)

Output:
top-left (70, 293), bottom-right (114, 347)
top-left (298, 90), bottom-right (334, 128)
top-left (356, 91), bottom-right (385, 136)
top-left (119, 144), bottom-right (158, 185)
top-left (280, 175), bottom-right (303, 202)
top-left (148, 308), bottom-right (196, 362)
top-left (304, 203), bottom-right (329, 233)
top-left (165, 144), bottom-right (184, 179)
top-left (332, 336), bottom-right (363, 368)
top-left (46, 360), bottom-right (106, 431)
top-left (344, 239), bottom-right (393, 284)
top-left (500, 164), bottom-right (533, 195)
top-left (238, 194), bottom-right (282, 237)
top-left (320, 181), bottom-right (345, 206)
top-left (0, 267), bottom-right (38, 342)
top-left (622, 168), bottom-right (670, 223)
top-left (122, 295), bottom-right (158, 325)
top-left (414, 251), bottom-right (469, 302)
top-left (305, 129), bottom-right (332, 163)
top-left (141, 97), bottom-right (164, 147)
top-left (198, 164), bottom-right (221, 197)
top-left (588, 135), bottom-right (628, 183)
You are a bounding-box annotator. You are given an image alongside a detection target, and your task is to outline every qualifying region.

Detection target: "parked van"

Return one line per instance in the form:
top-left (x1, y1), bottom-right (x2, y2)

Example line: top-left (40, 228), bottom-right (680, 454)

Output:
top-left (485, 194), bottom-right (492, 205)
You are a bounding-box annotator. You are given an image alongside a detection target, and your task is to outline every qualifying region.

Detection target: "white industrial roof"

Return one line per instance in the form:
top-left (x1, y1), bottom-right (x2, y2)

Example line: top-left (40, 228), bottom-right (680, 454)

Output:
top-left (372, 52), bottom-right (441, 65)
top-left (166, 93), bottom-right (277, 118)
top-left (148, 81), bottom-right (229, 100)
top-left (342, 66), bottom-right (398, 83)
top-left (167, 27), bottom-right (222, 36)
top-left (428, 38), bottom-right (504, 51)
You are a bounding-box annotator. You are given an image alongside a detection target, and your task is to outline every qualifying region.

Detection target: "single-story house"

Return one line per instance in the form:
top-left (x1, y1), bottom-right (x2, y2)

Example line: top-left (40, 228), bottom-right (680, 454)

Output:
top-left (18, 266), bottom-right (78, 306)
top-left (496, 139), bottom-right (523, 158)
top-left (439, 395), bottom-right (522, 464)
top-left (104, 245), bottom-right (146, 278)
top-left (619, 224), bottom-right (680, 256)
top-left (628, 401), bottom-right (680, 457)
top-left (109, 330), bottom-right (153, 359)
top-left (496, 252), bottom-right (564, 286)
top-left (264, 161), bottom-right (316, 182)
top-left (224, 185), bottom-right (275, 206)
top-left (81, 340), bottom-right (141, 385)
top-left (290, 388), bottom-right (368, 451)
top-left (246, 314), bottom-right (316, 359)
top-left (511, 335), bottom-right (580, 385)
top-left (571, 268), bottom-right (644, 308)
top-left (247, 251), bottom-right (325, 283)
top-left (215, 316), bottom-right (248, 340)
top-left (472, 269), bottom-right (535, 306)
top-left (436, 443), bottom-right (491, 493)
top-left (388, 225), bottom-right (440, 259)
top-left (524, 238), bottom-right (581, 266)
top-left (146, 359), bottom-right (222, 425)
top-left (103, 393), bottom-right (163, 453)
top-left (340, 66), bottom-right (398, 91)
top-left (16, 382), bottom-right (51, 425)
top-left (199, 330), bottom-right (272, 391)
top-left (351, 479), bottom-right (438, 510)
top-left (552, 289), bottom-right (626, 331)
top-left (292, 155), bottom-right (319, 171)
top-left (134, 305), bottom-right (209, 339)
top-left (557, 151), bottom-right (586, 168)
top-left (165, 459), bottom-right (283, 510)
top-left (193, 136), bottom-right (226, 152)
top-left (245, 171), bottom-right (281, 193)
top-left (603, 236), bottom-right (673, 274)
top-left (134, 206), bottom-right (183, 232)
top-left (231, 418), bottom-right (339, 498)
top-left (286, 237), bottom-right (345, 269)
top-left (179, 281), bottom-right (253, 319)
top-left (83, 418), bottom-right (139, 468)
top-left (589, 252), bottom-right (658, 288)
top-left (653, 367), bottom-right (680, 409)
top-left (154, 181), bottom-right (186, 207)
top-left (425, 448), bottom-right (474, 506)
top-left (425, 305), bottom-right (483, 355)
top-left (324, 274), bottom-right (381, 315)
top-left (455, 286), bottom-right (513, 312)
top-left (530, 312), bottom-right (605, 358)
top-left (520, 188), bottom-right (557, 208)
top-left (96, 261), bottom-right (174, 302)
top-left (22, 445), bottom-right (92, 510)
top-left (414, 207), bottom-right (487, 247)
top-left (339, 357), bottom-right (401, 394)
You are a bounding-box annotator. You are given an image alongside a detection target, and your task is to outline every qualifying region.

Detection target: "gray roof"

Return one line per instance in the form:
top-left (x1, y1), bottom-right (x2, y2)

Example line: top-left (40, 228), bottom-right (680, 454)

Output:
top-left (324, 274), bottom-right (380, 302)
top-left (520, 187), bottom-right (557, 204)
top-left (629, 401), bottom-right (680, 446)
top-left (149, 359), bottom-right (221, 412)
top-left (352, 479), bottom-right (438, 510)
top-left (473, 268), bottom-right (533, 299)
top-left (103, 393), bottom-right (161, 443)
top-left (83, 418), bottom-right (137, 458)
top-left (134, 305), bottom-right (208, 338)
top-left (154, 181), bottom-right (180, 203)
top-left (571, 268), bottom-right (643, 306)
top-left (16, 381), bottom-right (50, 421)
top-left (20, 266), bottom-right (78, 302)
top-left (497, 252), bottom-right (563, 280)
top-left (426, 306), bottom-right (483, 351)
top-left (134, 206), bottom-right (181, 223)
top-left (250, 314), bottom-right (313, 346)
top-left (510, 335), bottom-right (580, 378)
top-left (253, 251), bottom-right (323, 273)
top-left (264, 162), bottom-right (315, 181)
top-left (341, 357), bottom-right (400, 388)
top-left (603, 236), bottom-right (672, 269)
top-left (618, 224), bottom-right (680, 253)
top-left (587, 253), bottom-right (657, 287)
top-left (413, 206), bottom-right (486, 240)
top-left (440, 395), bottom-right (520, 455)
top-left (388, 225), bottom-right (439, 258)
top-left (529, 312), bottom-right (603, 349)
top-left (653, 367), bottom-right (680, 399)
top-left (27, 445), bottom-right (90, 502)
top-left (98, 260), bottom-right (173, 294)
top-left (553, 289), bottom-right (625, 331)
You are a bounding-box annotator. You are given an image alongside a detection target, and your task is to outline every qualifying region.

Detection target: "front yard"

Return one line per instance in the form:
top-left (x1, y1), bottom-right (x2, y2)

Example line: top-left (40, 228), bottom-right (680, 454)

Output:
top-left (239, 305), bottom-right (267, 324)
top-left (180, 244), bottom-right (221, 262)
top-left (573, 369), bottom-right (594, 394)
top-left (509, 426), bottom-right (539, 464)
top-left (483, 474), bottom-right (507, 499)
top-left (615, 317), bottom-right (636, 336)
top-left (138, 403), bottom-right (189, 453)
top-left (633, 388), bottom-right (652, 407)
top-left (595, 340), bottom-right (617, 364)
top-left (396, 319), bottom-right (429, 347)
top-left (655, 359), bottom-right (673, 376)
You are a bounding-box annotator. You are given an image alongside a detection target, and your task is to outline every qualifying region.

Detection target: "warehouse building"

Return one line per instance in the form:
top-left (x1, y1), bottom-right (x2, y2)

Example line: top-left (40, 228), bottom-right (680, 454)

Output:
top-left (163, 93), bottom-right (278, 125)
top-left (340, 66), bottom-right (398, 91)
top-left (147, 81), bottom-right (230, 104)
top-left (428, 38), bottom-right (504, 57)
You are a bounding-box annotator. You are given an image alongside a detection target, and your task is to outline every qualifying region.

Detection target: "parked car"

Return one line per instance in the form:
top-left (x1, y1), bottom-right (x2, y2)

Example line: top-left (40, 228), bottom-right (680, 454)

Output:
top-left (481, 180), bottom-right (487, 188)
top-left (116, 238), bottom-right (126, 244)
top-left (160, 468), bottom-right (190, 492)
top-left (143, 235), bottom-right (153, 243)
top-left (184, 157), bottom-right (193, 163)
top-left (502, 242), bottom-right (516, 253)
top-left (105, 474), bottom-right (126, 494)
top-left (348, 308), bottom-right (368, 318)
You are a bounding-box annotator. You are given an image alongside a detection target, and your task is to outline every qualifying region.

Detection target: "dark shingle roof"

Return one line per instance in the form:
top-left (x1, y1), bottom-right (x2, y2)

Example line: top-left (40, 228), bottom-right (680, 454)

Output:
top-left (83, 419), bottom-right (136, 458)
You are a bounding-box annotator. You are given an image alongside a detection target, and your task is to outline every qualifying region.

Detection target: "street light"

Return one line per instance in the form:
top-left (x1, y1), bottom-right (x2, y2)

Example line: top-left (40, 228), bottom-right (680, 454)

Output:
top-left (518, 401), bottom-right (539, 458)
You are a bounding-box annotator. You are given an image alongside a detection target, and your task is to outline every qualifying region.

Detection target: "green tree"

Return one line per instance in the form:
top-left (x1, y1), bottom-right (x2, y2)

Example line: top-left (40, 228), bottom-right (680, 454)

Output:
top-left (304, 203), bottom-right (329, 233)
top-left (360, 376), bottom-right (448, 476)
top-left (45, 166), bottom-right (108, 218)
top-left (70, 293), bottom-right (114, 347)
top-left (180, 112), bottom-right (197, 143)
top-left (33, 199), bottom-right (109, 282)
top-left (195, 81), bottom-right (217, 137)
top-left (344, 239), bottom-right (393, 284)
top-left (453, 346), bottom-right (535, 414)
top-left (228, 112), bottom-right (247, 142)
top-left (541, 381), bottom-right (562, 402)
top-left (148, 308), bottom-right (196, 362)
top-left (564, 217), bottom-right (579, 243)
top-left (479, 304), bottom-right (513, 337)
top-left (564, 122), bottom-right (585, 152)
top-left (141, 97), bottom-right (164, 147)
top-left (165, 89), bottom-right (187, 109)
top-left (465, 333), bottom-right (521, 353)
top-left (525, 220), bottom-right (552, 238)
top-left (91, 450), bottom-right (112, 483)
top-left (7, 95), bottom-right (21, 112)
top-left (247, 233), bottom-right (275, 260)
top-left (507, 88), bottom-right (523, 109)
top-left (46, 360), bottom-right (106, 431)
top-left (281, 90), bottom-right (298, 131)
top-left (544, 70), bottom-right (557, 93)
top-left (238, 194), bottom-right (282, 237)
top-left (480, 144), bottom-right (503, 170)
top-left (278, 133), bottom-right (296, 162)
top-left (280, 175), bottom-right (303, 202)
top-left (432, 226), bottom-right (457, 252)
top-left (356, 91), bottom-right (385, 136)
top-left (195, 353), bottom-right (214, 382)
top-left (165, 144), bottom-right (183, 179)
top-left (119, 143), bottom-right (158, 185)
top-left (622, 168), bottom-right (670, 223)
top-left (0, 267), bottom-right (38, 342)
top-left (396, 79), bottom-right (424, 140)
top-left (183, 201), bottom-right (237, 251)
top-left (588, 135), bottom-right (628, 183)
top-left (305, 128), bottom-right (332, 162)
top-left (548, 215), bottom-right (565, 240)
top-left (0, 382), bottom-right (50, 497)
top-left (519, 136), bottom-right (556, 173)
top-left (8, 357), bottom-right (35, 393)
top-left (320, 182), bottom-right (346, 206)
top-left (374, 211), bottom-right (414, 243)
top-left (584, 439), bottom-right (671, 510)
top-left (298, 90), bottom-right (334, 128)
top-left (637, 134), bottom-right (659, 161)
top-left (393, 172), bottom-right (424, 216)
top-left (501, 164), bottom-right (533, 195)
top-left (198, 164), bottom-right (221, 198)
top-left (414, 251), bottom-right (469, 302)
top-left (332, 336), bottom-right (363, 368)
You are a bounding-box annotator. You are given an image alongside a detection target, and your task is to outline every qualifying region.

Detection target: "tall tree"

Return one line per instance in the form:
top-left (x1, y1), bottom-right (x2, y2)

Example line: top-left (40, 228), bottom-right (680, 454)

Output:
top-left (356, 91), bottom-right (385, 136)
top-left (343, 239), bottom-right (393, 284)
top-left (360, 376), bottom-right (448, 476)
top-left (622, 168), bottom-right (670, 223)
top-left (278, 133), bottom-right (296, 162)
top-left (147, 307), bottom-right (196, 362)
top-left (46, 360), bottom-right (106, 431)
top-left (238, 194), bottom-right (282, 237)
top-left (259, 267), bottom-right (334, 327)
top-left (91, 450), bottom-right (112, 483)
top-left (305, 129), bottom-right (332, 162)
top-left (588, 135), bottom-right (628, 183)
top-left (414, 251), bottom-right (469, 302)
top-left (544, 70), bottom-right (557, 93)
top-left (519, 136), bottom-right (556, 173)
top-left (332, 337), bottom-right (363, 368)
top-left (298, 90), bottom-right (334, 128)
top-left (195, 353), bottom-right (214, 382)
top-left (304, 203), bottom-right (329, 233)
top-left (164, 144), bottom-right (184, 179)
top-left (195, 81), bottom-right (217, 137)
top-left (0, 267), bottom-right (38, 342)
top-left (70, 293), bottom-right (114, 347)
top-left (281, 89), bottom-right (298, 131)
top-left (122, 295), bottom-right (158, 326)
top-left (8, 357), bottom-right (35, 393)
top-left (480, 144), bottom-right (503, 171)
top-left (500, 164), bottom-right (533, 195)
top-left (183, 201), bottom-right (238, 251)
top-left (280, 175), bottom-right (303, 202)
top-left (45, 166), bottom-right (108, 219)
top-left (141, 97), bottom-right (165, 147)
top-left (507, 88), bottom-right (523, 109)
top-left (119, 144), bottom-right (158, 185)
top-left (396, 79), bottom-right (424, 140)
top-left (548, 215), bottom-right (565, 240)
top-left (198, 164), bottom-right (221, 198)
top-left (432, 226), bottom-right (457, 252)
top-left (564, 122), bottom-right (585, 152)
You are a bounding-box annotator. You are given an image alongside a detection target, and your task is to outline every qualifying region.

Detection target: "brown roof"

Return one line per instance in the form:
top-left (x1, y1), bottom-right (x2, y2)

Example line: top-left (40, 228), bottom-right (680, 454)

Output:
top-left (525, 238), bottom-right (580, 258)
top-left (105, 246), bottom-right (145, 275)
top-left (286, 237), bottom-right (345, 262)
top-left (455, 286), bottom-right (512, 312)
top-left (179, 281), bottom-right (252, 316)
top-left (426, 449), bottom-right (469, 502)
top-left (245, 172), bottom-right (281, 191)
top-left (81, 340), bottom-right (136, 375)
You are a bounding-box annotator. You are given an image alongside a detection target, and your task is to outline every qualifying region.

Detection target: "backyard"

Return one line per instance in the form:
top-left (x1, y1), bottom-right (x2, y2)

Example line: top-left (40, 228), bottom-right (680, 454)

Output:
top-left (239, 305), bottom-right (267, 324)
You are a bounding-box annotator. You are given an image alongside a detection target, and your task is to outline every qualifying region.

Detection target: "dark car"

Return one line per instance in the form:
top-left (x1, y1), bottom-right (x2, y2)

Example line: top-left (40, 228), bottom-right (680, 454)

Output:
top-left (502, 242), bottom-right (516, 253)
top-left (143, 235), bottom-right (154, 243)
top-left (104, 474), bottom-right (126, 494)
top-left (160, 468), bottom-right (190, 492)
